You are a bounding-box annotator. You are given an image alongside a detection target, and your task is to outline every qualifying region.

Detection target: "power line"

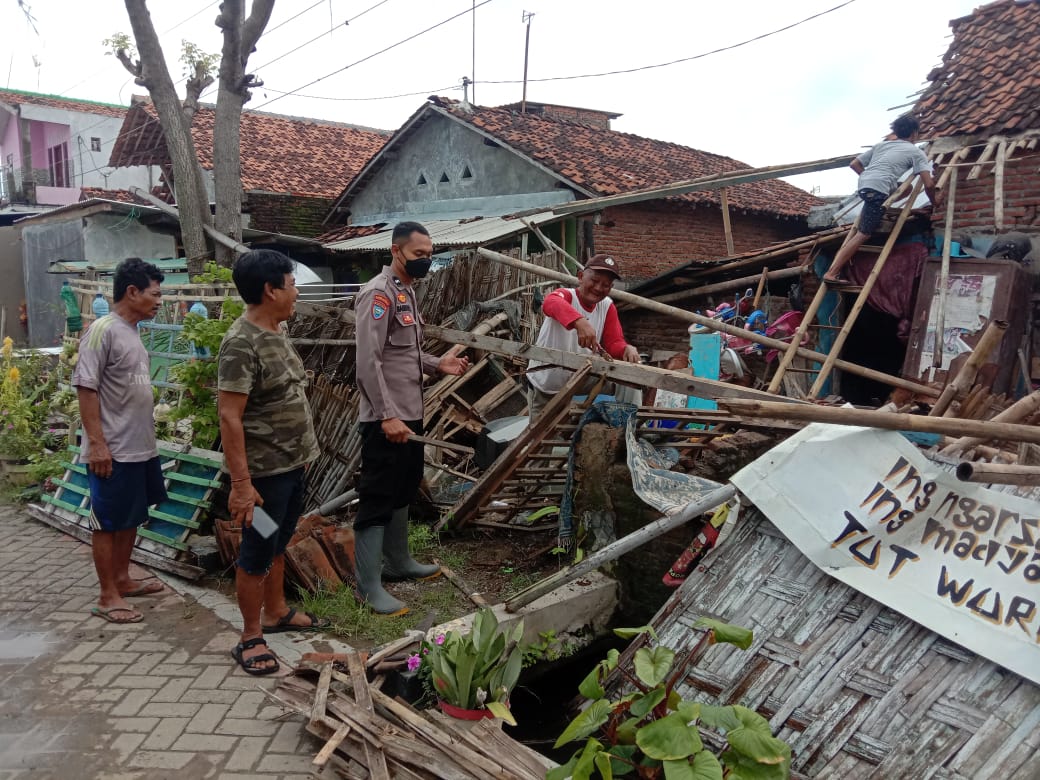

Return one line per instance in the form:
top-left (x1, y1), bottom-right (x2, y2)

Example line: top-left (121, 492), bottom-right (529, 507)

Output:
top-left (196, 0), bottom-right (394, 103)
top-left (250, 0), bottom-right (495, 112)
top-left (480, 0), bottom-right (858, 86)
top-left (55, 0), bottom-right (221, 97)
top-left (259, 84), bottom-right (460, 102)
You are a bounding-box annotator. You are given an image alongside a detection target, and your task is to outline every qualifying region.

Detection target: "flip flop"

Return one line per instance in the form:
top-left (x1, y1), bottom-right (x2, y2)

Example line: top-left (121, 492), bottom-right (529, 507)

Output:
top-left (91, 606), bottom-right (144, 624)
top-left (122, 580), bottom-right (165, 597)
top-left (261, 607), bottom-right (330, 634)
top-left (231, 637), bottom-right (280, 676)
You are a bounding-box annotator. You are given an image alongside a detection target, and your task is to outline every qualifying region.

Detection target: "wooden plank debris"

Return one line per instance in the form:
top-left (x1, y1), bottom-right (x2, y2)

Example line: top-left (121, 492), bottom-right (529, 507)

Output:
top-left (436, 365), bottom-right (592, 531)
top-left (276, 652), bottom-right (552, 779)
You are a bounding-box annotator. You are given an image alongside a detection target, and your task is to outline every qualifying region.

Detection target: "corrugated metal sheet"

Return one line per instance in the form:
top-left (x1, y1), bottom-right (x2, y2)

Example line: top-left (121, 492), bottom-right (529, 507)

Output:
top-left (324, 210), bottom-right (563, 252)
top-left (604, 508), bottom-right (1040, 778)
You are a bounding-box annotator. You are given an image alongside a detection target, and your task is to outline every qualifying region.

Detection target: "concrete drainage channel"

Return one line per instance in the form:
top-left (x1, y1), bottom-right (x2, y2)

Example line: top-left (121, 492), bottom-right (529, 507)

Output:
top-left (163, 567), bottom-right (619, 671)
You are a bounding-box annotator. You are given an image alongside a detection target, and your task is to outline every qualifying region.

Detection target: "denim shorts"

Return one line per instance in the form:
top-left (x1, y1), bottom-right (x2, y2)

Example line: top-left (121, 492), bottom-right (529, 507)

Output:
top-left (857, 188), bottom-right (887, 236)
top-left (88, 457), bottom-right (168, 532)
top-left (237, 467), bottom-right (306, 575)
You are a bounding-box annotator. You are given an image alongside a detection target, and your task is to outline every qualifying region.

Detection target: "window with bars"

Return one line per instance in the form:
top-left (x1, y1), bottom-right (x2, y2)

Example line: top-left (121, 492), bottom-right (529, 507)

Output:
top-left (47, 142), bottom-right (71, 187)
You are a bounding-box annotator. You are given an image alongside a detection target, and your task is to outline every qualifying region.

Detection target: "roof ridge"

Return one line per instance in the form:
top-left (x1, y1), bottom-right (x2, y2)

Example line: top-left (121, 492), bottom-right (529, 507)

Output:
top-left (0, 86), bottom-right (128, 111)
top-left (431, 95), bottom-right (747, 166)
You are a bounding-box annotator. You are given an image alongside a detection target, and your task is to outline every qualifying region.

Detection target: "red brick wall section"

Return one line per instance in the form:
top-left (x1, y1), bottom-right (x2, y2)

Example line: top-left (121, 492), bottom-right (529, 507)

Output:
top-left (619, 309), bottom-right (691, 355)
top-left (933, 150), bottom-right (1040, 234)
top-left (592, 202), bottom-right (806, 282)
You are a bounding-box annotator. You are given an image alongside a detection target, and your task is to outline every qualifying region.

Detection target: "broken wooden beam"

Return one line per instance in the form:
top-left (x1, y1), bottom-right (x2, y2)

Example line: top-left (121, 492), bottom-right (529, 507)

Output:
top-left (928, 320), bottom-right (1007, 417)
top-left (473, 247), bottom-right (939, 398)
top-left (551, 154), bottom-right (855, 214)
top-left (437, 365), bottom-right (592, 531)
top-left (426, 324), bottom-right (798, 404)
top-left (719, 399), bottom-right (1040, 446)
top-left (941, 388), bottom-right (1040, 454)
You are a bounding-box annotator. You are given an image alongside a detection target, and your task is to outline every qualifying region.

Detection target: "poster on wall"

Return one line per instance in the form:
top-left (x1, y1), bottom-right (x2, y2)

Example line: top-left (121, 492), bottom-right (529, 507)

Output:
top-left (733, 423), bottom-right (1040, 685)
top-left (919, 273), bottom-right (996, 371)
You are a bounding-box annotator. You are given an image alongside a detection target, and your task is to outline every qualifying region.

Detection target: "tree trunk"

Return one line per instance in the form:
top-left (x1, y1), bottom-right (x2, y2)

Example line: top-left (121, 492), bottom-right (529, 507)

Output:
top-left (123, 0), bottom-right (212, 275)
top-left (212, 0), bottom-right (275, 268)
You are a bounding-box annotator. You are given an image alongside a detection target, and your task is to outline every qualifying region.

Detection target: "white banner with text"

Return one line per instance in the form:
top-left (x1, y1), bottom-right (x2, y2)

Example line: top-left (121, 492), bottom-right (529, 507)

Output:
top-left (733, 424), bottom-right (1040, 685)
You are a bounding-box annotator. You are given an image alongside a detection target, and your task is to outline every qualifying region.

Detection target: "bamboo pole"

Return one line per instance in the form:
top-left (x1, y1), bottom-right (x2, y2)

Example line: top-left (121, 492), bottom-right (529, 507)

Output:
top-left (475, 247), bottom-right (939, 398)
top-left (933, 170), bottom-right (958, 369)
top-left (956, 461), bottom-right (1040, 486)
top-left (929, 320), bottom-right (1008, 417)
top-left (993, 140), bottom-right (1007, 230)
top-left (720, 188), bottom-right (735, 256)
top-left (940, 388), bottom-right (1040, 454)
top-left (504, 484), bottom-right (737, 613)
top-left (767, 277), bottom-right (829, 395)
top-left (720, 398), bottom-right (1040, 446)
top-left (649, 266), bottom-right (804, 307)
top-left (752, 266), bottom-right (768, 309)
top-left (807, 179), bottom-right (924, 398)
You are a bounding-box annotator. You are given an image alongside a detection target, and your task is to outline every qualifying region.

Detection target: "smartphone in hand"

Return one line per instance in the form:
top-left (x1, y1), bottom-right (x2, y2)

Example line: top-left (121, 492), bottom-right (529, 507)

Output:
top-left (251, 506), bottom-right (278, 539)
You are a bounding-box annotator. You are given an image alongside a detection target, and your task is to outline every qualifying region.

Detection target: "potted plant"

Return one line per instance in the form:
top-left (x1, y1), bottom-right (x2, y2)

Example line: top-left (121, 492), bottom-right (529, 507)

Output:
top-left (549, 619), bottom-right (791, 780)
top-left (409, 607), bottom-right (525, 726)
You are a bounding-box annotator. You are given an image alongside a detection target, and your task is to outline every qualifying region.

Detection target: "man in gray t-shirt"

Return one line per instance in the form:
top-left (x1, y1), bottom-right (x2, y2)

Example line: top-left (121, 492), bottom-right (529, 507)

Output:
top-left (73, 258), bottom-right (168, 625)
top-left (823, 114), bottom-right (938, 285)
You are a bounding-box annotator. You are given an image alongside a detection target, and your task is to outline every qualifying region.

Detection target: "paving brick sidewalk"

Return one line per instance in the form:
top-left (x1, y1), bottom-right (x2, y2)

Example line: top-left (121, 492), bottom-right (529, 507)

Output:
top-left (0, 504), bottom-right (347, 780)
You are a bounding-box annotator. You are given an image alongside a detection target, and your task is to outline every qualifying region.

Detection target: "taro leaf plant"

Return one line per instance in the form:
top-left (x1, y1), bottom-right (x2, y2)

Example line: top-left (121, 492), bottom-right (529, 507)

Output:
top-left (549, 618), bottom-right (791, 780)
top-left (423, 607), bottom-right (525, 725)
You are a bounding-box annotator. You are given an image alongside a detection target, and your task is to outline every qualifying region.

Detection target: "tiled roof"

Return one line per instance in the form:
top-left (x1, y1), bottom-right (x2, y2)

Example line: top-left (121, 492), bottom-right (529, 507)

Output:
top-left (427, 97), bottom-right (820, 218)
top-left (0, 88), bottom-right (127, 118)
top-left (78, 187), bottom-right (146, 204)
top-left (317, 222), bottom-right (386, 245)
top-left (109, 99), bottom-right (390, 199)
top-left (916, 0), bottom-right (1040, 138)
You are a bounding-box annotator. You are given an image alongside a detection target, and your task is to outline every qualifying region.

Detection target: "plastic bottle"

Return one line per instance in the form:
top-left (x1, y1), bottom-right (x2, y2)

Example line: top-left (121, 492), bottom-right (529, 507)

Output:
top-left (91, 293), bottom-right (110, 318)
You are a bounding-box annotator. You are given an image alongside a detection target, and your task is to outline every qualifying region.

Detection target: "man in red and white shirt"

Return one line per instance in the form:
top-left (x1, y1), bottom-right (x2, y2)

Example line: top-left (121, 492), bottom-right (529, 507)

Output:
top-left (527, 253), bottom-right (641, 418)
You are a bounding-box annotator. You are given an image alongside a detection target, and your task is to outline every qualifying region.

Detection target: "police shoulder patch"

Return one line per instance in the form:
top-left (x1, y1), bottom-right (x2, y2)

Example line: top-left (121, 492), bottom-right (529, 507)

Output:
top-left (372, 293), bottom-right (391, 320)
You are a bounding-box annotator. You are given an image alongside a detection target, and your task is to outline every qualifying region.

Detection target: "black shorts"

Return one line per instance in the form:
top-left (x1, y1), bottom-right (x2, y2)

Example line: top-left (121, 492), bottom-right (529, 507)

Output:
top-left (237, 467), bottom-right (306, 575)
top-left (354, 420), bottom-right (423, 531)
top-left (88, 457), bottom-right (168, 532)
top-left (857, 188), bottom-right (887, 235)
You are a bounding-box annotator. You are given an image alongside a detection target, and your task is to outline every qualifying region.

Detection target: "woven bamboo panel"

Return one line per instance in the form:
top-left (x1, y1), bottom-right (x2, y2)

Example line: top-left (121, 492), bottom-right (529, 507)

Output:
top-left (609, 509), bottom-right (1040, 779)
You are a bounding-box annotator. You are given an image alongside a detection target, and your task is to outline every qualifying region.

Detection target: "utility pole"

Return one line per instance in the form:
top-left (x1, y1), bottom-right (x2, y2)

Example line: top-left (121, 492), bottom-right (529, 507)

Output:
top-left (521, 10), bottom-right (534, 113)
top-left (472, 0), bottom-right (477, 104)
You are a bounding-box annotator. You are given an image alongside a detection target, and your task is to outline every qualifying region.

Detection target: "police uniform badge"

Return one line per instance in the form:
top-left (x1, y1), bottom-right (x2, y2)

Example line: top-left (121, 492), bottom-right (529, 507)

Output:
top-left (396, 293), bottom-right (408, 303)
top-left (372, 293), bottom-right (390, 320)
top-left (402, 313), bottom-right (414, 325)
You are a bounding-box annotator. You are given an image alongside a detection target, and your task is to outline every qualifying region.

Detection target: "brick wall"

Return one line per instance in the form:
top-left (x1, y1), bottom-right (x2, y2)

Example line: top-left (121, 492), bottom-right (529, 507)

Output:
top-left (620, 308), bottom-right (691, 355)
top-left (243, 192), bottom-right (333, 238)
top-left (933, 149), bottom-right (1040, 234)
top-left (592, 201), bottom-right (806, 282)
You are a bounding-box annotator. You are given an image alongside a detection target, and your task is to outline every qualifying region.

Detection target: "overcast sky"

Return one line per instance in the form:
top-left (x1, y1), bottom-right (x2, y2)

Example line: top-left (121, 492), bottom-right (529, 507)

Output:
top-left (4, 0), bottom-right (981, 196)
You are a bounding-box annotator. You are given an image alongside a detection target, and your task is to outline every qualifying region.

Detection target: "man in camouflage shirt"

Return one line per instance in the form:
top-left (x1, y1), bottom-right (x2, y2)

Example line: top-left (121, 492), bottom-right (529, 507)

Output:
top-left (218, 249), bottom-right (328, 676)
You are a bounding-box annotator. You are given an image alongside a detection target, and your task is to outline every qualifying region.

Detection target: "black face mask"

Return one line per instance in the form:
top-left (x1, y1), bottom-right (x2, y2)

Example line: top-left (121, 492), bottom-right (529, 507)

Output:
top-left (404, 258), bottom-right (432, 279)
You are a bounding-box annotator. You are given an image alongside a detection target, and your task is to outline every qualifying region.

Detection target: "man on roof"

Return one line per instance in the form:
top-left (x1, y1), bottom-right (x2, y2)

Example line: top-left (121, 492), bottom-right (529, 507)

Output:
top-left (822, 114), bottom-right (938, 285)
top-left (526, 253), bottom-right (642, 418)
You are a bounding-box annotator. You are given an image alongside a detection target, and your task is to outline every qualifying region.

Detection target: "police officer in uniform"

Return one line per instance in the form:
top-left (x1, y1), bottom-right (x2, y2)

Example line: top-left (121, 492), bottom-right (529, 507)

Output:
top-left (354, 221), bottom-right (470, 615)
